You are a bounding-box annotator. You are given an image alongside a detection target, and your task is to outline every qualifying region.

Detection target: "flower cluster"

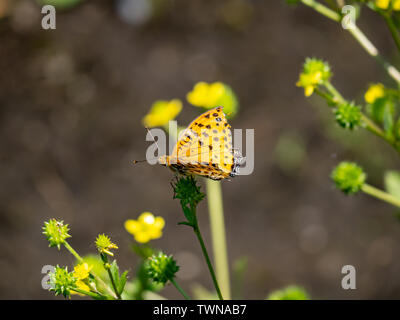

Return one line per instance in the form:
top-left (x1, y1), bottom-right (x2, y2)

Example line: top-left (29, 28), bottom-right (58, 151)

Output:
top-left (331, 162), bottom-right (366, 195)
top-left (48, 266), bottom-right (76, 298)
top-left (95, 234), bottom-right (119, 256)
top-left (296, 58), bottom-right (331, 97)
top-left (186, 81), bottom-right (238, 117)
top-left (42, 219), bottom-right (71, 250)
top-left (142, 99), bottom-right (182, 128)
top-left (124, 212), bottom-right (165, 243)
top-left (334, 102), bottom-right (362, 130)
top-left (146, 252), bottom-right (179, 284)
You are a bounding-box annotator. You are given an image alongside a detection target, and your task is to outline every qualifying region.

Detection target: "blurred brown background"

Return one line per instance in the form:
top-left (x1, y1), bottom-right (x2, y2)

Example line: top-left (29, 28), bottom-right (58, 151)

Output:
top-left (1, 0), bottom-right (400, 299)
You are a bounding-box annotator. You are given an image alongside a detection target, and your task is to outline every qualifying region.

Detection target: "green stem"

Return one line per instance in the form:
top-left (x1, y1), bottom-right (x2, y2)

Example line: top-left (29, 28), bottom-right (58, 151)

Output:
top-left (102, 254), bottom-right (122, 300)
top-left (64, 241), bottom-right (82, 262)
top-left (170, 278), bottom-right (191, 300)
top-left (205, 179), bottom-right (231, 299)
top-left (71, 287), bottom-right (106, 299)
top-left (300, 0), bottom-right (400, 85)
top-left (301, 0), bottom-right (341, 21)
top-left (361, 183), bottom-right (400, 208)
top-left (324, 81), bottom-right (399, 150)
top-left (193, 220), bottom-right (224, 300)
top-left (324, 81), bottom-right (345, 104)
top-left (63, 241), bottom-right (118, 299)
top-left (383, 14), bottom-right (400, 53)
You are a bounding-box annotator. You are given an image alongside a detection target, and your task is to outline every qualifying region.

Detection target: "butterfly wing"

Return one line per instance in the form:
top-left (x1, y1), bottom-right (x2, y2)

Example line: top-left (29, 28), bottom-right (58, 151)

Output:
top-left (167, 106), bottom-right (237, 180)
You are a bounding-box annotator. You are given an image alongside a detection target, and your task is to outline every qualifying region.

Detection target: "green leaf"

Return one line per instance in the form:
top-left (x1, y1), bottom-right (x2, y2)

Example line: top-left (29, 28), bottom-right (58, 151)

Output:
top-left (383, 102), bottom-right (394, 136)
top-left (384, 171), bottom-right (400, 199)
top-left (118, 271), bottom-right (129, 295)
top-left (177, 221), bottom-right (194, 227)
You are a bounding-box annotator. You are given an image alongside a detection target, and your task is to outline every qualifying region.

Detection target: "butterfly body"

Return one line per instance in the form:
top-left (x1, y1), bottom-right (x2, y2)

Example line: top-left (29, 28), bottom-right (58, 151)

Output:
top-left (158, 106), bottom-right (242, 181)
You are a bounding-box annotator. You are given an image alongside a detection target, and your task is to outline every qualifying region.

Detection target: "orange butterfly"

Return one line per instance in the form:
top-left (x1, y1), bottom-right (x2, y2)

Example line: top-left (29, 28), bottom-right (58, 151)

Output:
top-left (158, 106), bottom-right (242, 180)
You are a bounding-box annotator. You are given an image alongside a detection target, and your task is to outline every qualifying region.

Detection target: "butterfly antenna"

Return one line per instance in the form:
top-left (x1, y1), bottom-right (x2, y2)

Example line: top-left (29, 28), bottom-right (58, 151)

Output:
top-left (132, 159), bottom-right (147, 165)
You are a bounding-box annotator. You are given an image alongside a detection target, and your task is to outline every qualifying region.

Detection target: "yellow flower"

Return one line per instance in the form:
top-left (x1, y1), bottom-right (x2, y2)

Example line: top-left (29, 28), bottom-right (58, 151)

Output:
top-left (142, 99), bottom-right (182, 128)
top-left (296, 58), bottom-right (331, 97)
top-left (73, 263), bottom-right (92, 280)
top-left (187, 82), bottom-right (224, 108)
top-left (393, 0), bottom-right (400, 10)
top-left (124, 212), bottom-right (165, 243)
top-left (71, 263), bottom-right (93, 296)
top-left (364, 83), bottom-right (385, 104)
top-left (296, 72), bottom-right (322, 97)
top-left (95, 234), bottom-right (118, 256)
top-left (71, 280), bottom-right (91, 296)
top-left (376, 0), bottom-right (390, 9)
top-left (186, 81), bottom-right (238, 116)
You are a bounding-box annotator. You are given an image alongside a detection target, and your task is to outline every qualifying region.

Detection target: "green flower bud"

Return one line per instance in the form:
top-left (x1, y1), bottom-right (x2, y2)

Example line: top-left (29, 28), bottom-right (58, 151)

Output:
top-left (172, 176), bottom-right (205, 208)
top-left (331, 162), bottom-right (366, 195)
top-left (334, 102), bottom-right (362, 130)
top-left (49, 266), bottom-right (76, 298)
top-left (95, 234), bottom-right (118, 257)
top-left (146, 252), bottom-right (179, 284)
top-left (268, 285), bottom-right (309, 300)
top-left (42, 219), bottom-right (71, 250)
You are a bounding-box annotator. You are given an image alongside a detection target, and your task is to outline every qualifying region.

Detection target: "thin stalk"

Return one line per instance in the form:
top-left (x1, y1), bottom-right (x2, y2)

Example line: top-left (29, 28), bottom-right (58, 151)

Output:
top-left (193, 220), bottom-right (224, 300)
top-left (362, 183), bottom-right (400, 208)
top-left (170, 278), bottom-right (191, 300)
top-left (300, 0), bottom-right (400, 85)
top-left (106, 268), bottom-right (122, 300)
top-left (323, 82), bottom-right (399, 150)
top-left (71, 287), bottom-right (106, 299)
top-left (205, 179), bottom-right (231, 299)
top-left (102, 254), bottom-right (122, 300)
top-left (63, 241), bottom-right (118, 299)
top-left (384, 14), bottom-right (400, 53)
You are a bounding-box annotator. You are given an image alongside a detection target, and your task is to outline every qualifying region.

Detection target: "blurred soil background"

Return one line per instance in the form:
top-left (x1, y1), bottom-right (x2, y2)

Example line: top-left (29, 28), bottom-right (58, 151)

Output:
top-left (1, 0), bottom-right (400, 299)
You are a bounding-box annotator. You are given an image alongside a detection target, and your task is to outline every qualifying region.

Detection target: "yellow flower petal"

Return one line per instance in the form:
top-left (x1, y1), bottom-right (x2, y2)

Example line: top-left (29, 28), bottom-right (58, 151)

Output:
top-left (393, 0), bottom-right (400, 10)
top-left (154, 217), bottom-right (165, 229)
top-left (304, 86), bottom-right (314, 97)
top-left (71, 280), bottom-right (91, 295)
top-left (73, 263), bottom-right (92, 280)
top-left (134, 231), bottom-right (151, 243)
top-left (142, 99), bottom-right (182, 128)
top-left (375, 0), bottom-right (390, 9)
top-left (364, 83), bottom-right (385, 104)
top-left (124, 220), bottom-right (140, 235)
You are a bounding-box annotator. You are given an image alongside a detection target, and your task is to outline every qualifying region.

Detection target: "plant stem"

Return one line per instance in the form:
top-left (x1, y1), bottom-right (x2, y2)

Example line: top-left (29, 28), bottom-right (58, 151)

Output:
top-left (63, 241), bottom-right (82, 262)
top-left (323, 82), bottom-right (398, 150)
top-left (102, 254), bottom-right (122, 300)
top-left (384, 14), bottom-right (400, 53)
top-left (324, 81), bottom-right (345, 104)
top-left (205, 179), bottom-right (231, 300)
top-left (63, 241), bottom-right (118, 299)
top-left (105, 267), bottom-right (121, 300)
top-left (193, 220), bottom-right (224, 300)
top-left (71, 287), bottom-right (106, 299)
top-left (361, 183), bottom-right (400, 208)
top-left (300, 0), bottom-right (400, 85)
top-left (170, 278), bottom-right (191, 300)
top-left (301, 0), bottom-right (341, 21)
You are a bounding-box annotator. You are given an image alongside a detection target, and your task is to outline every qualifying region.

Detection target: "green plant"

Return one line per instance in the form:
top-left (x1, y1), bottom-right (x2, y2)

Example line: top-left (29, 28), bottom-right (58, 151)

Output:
top-left (291, 0), bottom-right (400, 211)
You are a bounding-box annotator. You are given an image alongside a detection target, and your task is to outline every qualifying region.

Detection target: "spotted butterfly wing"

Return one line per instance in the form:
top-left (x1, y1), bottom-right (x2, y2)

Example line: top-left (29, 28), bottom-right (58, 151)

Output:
top-left (159, 106), bottom-right (241, 180)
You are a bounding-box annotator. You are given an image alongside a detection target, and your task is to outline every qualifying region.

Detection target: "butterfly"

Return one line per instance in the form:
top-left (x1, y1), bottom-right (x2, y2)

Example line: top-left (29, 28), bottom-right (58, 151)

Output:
top-left (158, 106), bottom-right (243, 181)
